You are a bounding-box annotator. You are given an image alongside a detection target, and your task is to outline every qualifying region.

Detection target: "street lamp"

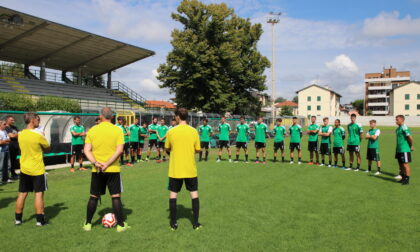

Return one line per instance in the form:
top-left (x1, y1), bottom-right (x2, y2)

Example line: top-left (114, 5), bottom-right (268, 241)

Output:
top-left (267, 12), bottom-right (281, 127)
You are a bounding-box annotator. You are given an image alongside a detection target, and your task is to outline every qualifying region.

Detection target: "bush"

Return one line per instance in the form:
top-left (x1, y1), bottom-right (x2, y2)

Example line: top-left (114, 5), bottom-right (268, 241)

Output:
top-left (36, 96), bottom-right (81, 113)
top-left (0, 92), bottom-right (36, 111)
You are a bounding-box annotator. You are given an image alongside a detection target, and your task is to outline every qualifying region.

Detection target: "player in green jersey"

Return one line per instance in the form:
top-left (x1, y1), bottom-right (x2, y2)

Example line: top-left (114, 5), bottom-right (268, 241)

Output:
top-left (307, 116), bottom-right (320, 165)
top-left (70, 116), bottom-right (87, 172)
top-left (318, 117), bottom-right (333, 167)
top-left (332, 119), bottom-right (346, 169)
top-left (157, 119), bottom-right (169, 162)
top-left (146, 117), bottom-right (159, 161)
top-left (169, 119), bottom-right (177, 129)
top-left (273, 118), bottom-right (286, 162)
top-left (254, 117), bottom-right (268, 164)
top-left (395, 115), bottom-right (414, 185)
top-left (217, 116), bottom-right (232, 162)
top-left (129, 117), bottom-right (141, 164)
top-left (235, 116), bottom-right (249, 163)
top-left (138, 122), bottom-right (148, 162)
top-left (347, 114), bottom-right (363, 171)
top-left (365, 120), bottom-right (381, 175)
top-left (289, 117), bottom-right (303, 164)
top-left (198, 118), bottom-right (212, 162)
top-left (117, 117), bottom-right (132, 166)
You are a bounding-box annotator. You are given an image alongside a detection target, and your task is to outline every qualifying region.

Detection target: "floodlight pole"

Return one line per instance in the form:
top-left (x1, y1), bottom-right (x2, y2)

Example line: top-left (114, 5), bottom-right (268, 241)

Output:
top-left (267, 12), bottom-right (281, 126)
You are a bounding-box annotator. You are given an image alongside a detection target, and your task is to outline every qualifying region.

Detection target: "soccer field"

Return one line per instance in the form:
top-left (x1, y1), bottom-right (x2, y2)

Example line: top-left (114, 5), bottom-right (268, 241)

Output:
top-left (0, 127), bottom-right (419, 251)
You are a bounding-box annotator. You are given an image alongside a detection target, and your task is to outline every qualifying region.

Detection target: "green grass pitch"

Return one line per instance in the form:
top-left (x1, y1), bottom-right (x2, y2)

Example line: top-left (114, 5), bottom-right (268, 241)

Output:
top-left (0, 126), bottom-right (419, 251)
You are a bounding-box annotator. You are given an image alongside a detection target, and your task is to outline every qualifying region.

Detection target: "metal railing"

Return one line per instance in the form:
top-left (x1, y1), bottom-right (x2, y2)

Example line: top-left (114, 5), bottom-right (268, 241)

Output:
top-left (110, 81), bottom-right (147, 106)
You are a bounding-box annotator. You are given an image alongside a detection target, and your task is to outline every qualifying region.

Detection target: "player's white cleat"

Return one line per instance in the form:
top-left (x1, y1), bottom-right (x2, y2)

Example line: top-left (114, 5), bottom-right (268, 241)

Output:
top-left (15, 220), bottom-right (22, 225)
top-left (395, 175), bottom-right (402, 181)
top-left (345, 167), bottom-right (352, 171)
top-left (375, 171), bottom-right (381, 176)
top-left (365, 170), bottom-right (369, 173)
top-left (298, 161), bottom-right (302, 165)
top-left (289, 161), bottom-right (294, 164)
top-left (319, 163), bottom-right (324, 166)
top-left (234, 160), bottom-right (238, 163)
top-left (328, 164), bottom-right (331, 167)
top-left (216, 159), bottom-right (221, 163)
top-left (229, 159), bottom-right (232, 163)
top-left (354, 169), bottom-right (359, 172)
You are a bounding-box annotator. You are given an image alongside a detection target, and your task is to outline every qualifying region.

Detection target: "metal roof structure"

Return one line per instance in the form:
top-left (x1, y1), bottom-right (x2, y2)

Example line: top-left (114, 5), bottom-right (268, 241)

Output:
top-left (0, 6), bottom-right (155, 76)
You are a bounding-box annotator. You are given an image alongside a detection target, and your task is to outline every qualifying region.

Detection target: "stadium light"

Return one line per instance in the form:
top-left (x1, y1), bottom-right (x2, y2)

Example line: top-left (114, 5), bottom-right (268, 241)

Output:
top-left (0, 13), bottom-right (24, 27)
top-left (267, 12), bottom-right (281, 126)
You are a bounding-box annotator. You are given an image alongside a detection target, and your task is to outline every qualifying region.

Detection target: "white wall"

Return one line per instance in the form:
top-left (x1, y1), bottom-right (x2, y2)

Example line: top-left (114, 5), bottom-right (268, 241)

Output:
top-left (314, 116), bottom-right (420, 127)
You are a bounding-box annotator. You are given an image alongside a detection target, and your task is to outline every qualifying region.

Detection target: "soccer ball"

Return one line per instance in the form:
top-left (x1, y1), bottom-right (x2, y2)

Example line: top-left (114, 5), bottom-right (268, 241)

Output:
top-left (102, 213), bottom-right (116, 228)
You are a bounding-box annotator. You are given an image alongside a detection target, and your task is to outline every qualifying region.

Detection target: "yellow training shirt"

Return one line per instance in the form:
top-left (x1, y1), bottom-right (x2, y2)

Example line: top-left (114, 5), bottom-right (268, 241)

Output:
top-left (85, 122), bottom-right (124, 173)
top-left (18, 129), bottom-right (50, 176)
top-left (165, 124), bottom-right (201, 178)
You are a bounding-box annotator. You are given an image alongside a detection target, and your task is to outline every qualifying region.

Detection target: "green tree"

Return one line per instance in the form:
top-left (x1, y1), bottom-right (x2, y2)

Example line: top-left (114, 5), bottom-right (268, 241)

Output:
top-left (292, 96), bottom-right (298, 103)
top-left (157, 0), bottom-right (270, 115)
top-left (275, 96), bottom-right (286, 103)
top-left (280, 105), bottom-right (293, 116)
top-left (351, 99), bottom-right (364, 115)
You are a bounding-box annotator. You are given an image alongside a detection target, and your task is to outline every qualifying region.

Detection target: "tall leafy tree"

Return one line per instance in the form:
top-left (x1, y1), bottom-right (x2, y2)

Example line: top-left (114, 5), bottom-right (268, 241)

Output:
top-left (157, 0), bottom-right (270, 115)
top-left (351, 99), bottom-right (364, 114)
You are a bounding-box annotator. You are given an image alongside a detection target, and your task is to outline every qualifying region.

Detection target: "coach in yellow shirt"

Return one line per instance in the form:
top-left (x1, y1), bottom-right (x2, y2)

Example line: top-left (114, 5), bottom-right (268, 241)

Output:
top-left (165, 108), bottom-right (201, 230)
top-left (15, 113), bottom-right (50, 226)
top-left (83, 107), bottom-right (130, 232)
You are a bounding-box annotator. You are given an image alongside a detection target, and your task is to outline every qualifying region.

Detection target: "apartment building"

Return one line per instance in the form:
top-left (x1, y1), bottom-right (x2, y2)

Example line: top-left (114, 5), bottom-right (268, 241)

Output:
top-left (389, 82), bottom-right (420, 116)
top-left (296, 84), bottom-right (341, 117)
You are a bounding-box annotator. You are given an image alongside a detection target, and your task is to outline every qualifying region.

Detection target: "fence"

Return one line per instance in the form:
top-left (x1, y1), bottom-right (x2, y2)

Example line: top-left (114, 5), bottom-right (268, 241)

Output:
top-left (315, 116), bottom-right (420, 127)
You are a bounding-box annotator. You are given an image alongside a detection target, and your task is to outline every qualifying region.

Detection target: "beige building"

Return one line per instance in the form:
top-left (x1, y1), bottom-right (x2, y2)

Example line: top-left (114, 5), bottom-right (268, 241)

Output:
top-left (389, 82), bottom-right (420, 116)
top-left (275, 101), bottom-right (298, 116)
top-left (296, 84), bottom-right (341, 117)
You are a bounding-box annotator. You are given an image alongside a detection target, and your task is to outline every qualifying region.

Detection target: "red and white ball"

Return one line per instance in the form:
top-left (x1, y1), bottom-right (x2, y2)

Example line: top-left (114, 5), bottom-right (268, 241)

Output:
top-left (102, 213), bottom-right (116, 228)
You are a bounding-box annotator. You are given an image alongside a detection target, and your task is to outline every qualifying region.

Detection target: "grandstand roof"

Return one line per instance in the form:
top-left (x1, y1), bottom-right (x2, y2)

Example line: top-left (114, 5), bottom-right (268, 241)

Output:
top-left (0, 6), bottom-right (155, 76)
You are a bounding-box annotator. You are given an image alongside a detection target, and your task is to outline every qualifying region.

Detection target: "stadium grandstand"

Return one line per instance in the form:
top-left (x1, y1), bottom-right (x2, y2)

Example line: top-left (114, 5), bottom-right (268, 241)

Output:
top-left (0, 6), bottom-right (155, 112)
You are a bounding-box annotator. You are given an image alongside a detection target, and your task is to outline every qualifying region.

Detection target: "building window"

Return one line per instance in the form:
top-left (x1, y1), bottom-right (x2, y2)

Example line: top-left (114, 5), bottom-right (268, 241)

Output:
top-left (307, 96), bottom-right (311, 102)
top-left (405, 104), bottom-right (410, 110)
top-left (317, 105), bottom-right (321, 111)
top-left (417, 94), bottom-right (420, 100)
top-left (405, 94), bottom-right (410, 100)
top-left (307, 105), bottom-right (311, 111)
top-left (417, 104), bottom-right (420, 110)
top-left (317, 96), bottom-right (321, 101)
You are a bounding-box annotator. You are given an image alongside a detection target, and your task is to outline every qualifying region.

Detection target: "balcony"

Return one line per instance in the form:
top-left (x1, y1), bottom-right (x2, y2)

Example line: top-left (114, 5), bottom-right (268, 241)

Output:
top-left (365, 76), bottom-right (410, 83)
top-left (367, 85), bottom-right (392, 90)
top-left (371, 110), bottom-right (389, 115)
top-left (368, 102), bottom-right (388, 106)
top-left (367, 94), bottom-right (387, 98)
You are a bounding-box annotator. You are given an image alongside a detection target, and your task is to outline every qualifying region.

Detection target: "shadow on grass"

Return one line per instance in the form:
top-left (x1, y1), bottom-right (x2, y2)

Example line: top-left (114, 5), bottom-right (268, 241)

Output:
top-left (0, 197), bottom-right (15, 210)
top-left (25, 202), bottom-right (68, 222)
top-left (370, 174), bottom-right (400, 183)
top-left (92, 206), bottom-right (133, 226)
top-left (167, 204), bottom-right (193, 225)
top-left (379, 170), bottom-right (398, 177)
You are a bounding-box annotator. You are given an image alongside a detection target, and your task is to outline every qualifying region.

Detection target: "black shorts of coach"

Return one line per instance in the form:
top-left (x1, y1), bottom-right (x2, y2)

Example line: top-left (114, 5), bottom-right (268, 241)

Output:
top-left (347, 145), bottom-right (360, 153)
top-left (395, 152), bottom-right (411, 164)
top-left (200, 141), bottom-right (210, 149)
top-left (71, 144), bottom-right (84, 157)
top-left (218, 140), bottom-right (230, 148)
top-left (308, 141), bottom-right (318, 152)
top-left (123, 142), bottom-right (130, 154)
top-left (158, 141), bottom-right (165, 149)
top-left (168, 177), bottom-right (198, 193)
top-left (19, 173), bottom-right (48, 193)
top-left (130, 141), bottom-right (139, 150)
top-left (90, 172), bottom-right (123, 196)
top-left (274, 141), bottom-right (284, 151)
top-left (289, 142), bottom-right (300, 151)
top-left (320, 143), bottom-right (331, 155)
top-left (333, 146), bottom-right (345, 155)
top-left (148, 139), bottom-right (158, 148)
top-left (236, 141), bottom-right (247, 149)
top-left (255, 142), bottom-right (266, 149)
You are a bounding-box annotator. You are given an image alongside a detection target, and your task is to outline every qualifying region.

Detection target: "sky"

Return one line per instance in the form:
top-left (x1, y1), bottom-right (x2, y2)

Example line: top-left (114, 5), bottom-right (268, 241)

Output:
top-left (2, 0), bottom-right (420, 103)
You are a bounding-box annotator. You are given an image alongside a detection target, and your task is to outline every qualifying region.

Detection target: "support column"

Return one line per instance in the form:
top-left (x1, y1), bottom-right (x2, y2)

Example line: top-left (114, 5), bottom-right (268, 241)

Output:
top-left (24, 64), bottom-right (30, 77)
top-left (40, 61), bottom-right (46, 80)
top-left (61, 71), bottom-right (67, 82)
top-left (77, 67), bottom-right (82, 85)
top-left (107, 71), bottom-right (112, 89)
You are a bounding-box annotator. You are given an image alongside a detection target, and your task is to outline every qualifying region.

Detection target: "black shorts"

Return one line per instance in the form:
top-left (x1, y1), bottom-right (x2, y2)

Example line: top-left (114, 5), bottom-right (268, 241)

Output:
top-left (308, 141), bottom-right (318, 152)
top-left (333, 147), bottom-right (345, 154)
top-left (139, 142), bottom-right (144, 149)
top-left (236, 141), bottom-right (247, 149)
top-left (168, 177), bottom-right (198, 193)
top-left (219, 140), bottom-right (230, 148)
top-left (149, 139), bottom-right (158, 148)
top-left (347, 145), bottom-right (360, 153)
top-left (255, 142), bottom-right (266, 149)
top-left (19, 173), bottom-right (48, 193)
top-left (158, 141), bottom-right (165, 149)
top-left (395, 152), bottom-right (411, 163)
top-left (201, 141), bottom-right (210, 149)
top-left (71, 144), bottom-right (84, 157)
top-left (123, 142), bottom-right (130, 154)
top-left (130, 141), bottom-right (139, 150)
top-left (274, 141), bottom-right (284, 151)
top-left (289, 143), bottom-right (301, 151)
top-left (320, 143), bottom-right (331, 155)
top-left (367, 148), bottom-right (380, 161)
top-left (90, 172), bottom-right (123, 196)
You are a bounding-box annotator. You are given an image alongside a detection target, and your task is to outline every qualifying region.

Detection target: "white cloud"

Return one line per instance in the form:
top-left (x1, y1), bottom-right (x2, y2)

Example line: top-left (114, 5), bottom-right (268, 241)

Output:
top-left (325, 54), bottom-right (359, 76)
top-left (363, 11), bottom-right (420, 37)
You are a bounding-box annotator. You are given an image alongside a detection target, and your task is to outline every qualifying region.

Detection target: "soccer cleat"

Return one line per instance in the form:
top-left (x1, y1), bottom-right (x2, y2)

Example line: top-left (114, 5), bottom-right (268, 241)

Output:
top-left (315, 162), bottom-right (320, 166)
top-left (229, 159), bottom-right (232, 163)
top-left (298, 161), bottom-right (302, 165)
top-left (245, 161), bottom-right (249, 163)
top-left (262, 161), bottom-right (266, 164)
top-left (328, 165), bottom-right (331, 167)
top-left (126, 163), bottom-right (133, 167)
top-left (401, 178), bottom-right (409, 185)
top-left (193, 223), bottom-right (202, 230)
top-left (345, 167), bottom-right (352, 171)
top-left (145, 158), bottom-right (149, 162)
top-left (139, 159), bottom-right (144, 162)
top-left (70, 168), bottom-right (75, 173)
top-left (255, 160), bottom-right (259, 164)
top-left (36, 221), bottom-right (48, 227)
top-left (79, 167), bottom-right (88, 171)
top-left (216, 159), bottom-right (221, 163)
top-left (354, 169), bottom-right (359, 172)
top-left (319, 164), bottom-right (324, 167)
top-left (116, 222), bottom-right (131, 232)
top-left (365, 170), bottom-right (370, 173)
top-left (15, 220), bottom-right (22, 225)
top-left (234, 160), bottom-right (238, 163)
top-left (83, 223), bottom-right (92, 231)
top-left (308, 162), bottom-right (313, 165)
top-left (6, 179), bottom-right (15, 183)
top-left (395, 175), bottom-right (402, 181)
top-left (341, 166), bottom-right (346, 170)
top-left (289, 161), bottom-right (294, 164)
top-left (170, 222), bottom-right (178, 231)
top-left (374, 171), bottom-right (381, 176)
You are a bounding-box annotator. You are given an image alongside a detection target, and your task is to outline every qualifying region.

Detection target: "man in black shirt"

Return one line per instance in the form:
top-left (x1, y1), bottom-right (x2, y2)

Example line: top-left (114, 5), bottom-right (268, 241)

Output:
top-left (5, 116), bottom-right (19, 180)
